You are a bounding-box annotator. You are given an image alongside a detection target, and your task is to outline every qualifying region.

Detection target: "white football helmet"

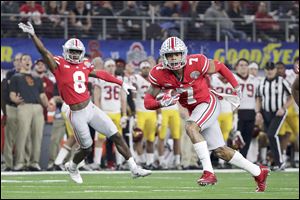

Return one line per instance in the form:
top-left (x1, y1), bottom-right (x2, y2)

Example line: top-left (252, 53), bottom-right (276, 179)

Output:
top-left (139, 60), bottom-right (151, 69)
top-left (62, 38), bottom-right (85, 64)
top-left (159, 37), bottom-right (188, 70)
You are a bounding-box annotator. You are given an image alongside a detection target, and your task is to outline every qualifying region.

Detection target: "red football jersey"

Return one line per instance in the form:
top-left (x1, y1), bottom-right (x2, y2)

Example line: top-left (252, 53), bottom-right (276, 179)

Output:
top-left (149, 54), bottom-right (211, 112)
top-left (52, 56), bottom-right (94, 105)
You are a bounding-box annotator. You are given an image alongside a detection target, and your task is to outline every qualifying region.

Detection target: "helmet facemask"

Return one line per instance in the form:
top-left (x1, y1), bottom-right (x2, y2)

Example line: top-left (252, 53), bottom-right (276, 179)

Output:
top-left (163, 52), bottom-right (186, 70)
top-left (65, 49), bottom-right (83, 64)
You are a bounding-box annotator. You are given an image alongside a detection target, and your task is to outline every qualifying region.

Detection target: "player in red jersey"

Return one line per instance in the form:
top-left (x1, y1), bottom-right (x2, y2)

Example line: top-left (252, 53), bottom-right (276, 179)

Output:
top-left (144, 36), bottom-right (269, 192)
top-left (19, 22), bottom-right (151, 183)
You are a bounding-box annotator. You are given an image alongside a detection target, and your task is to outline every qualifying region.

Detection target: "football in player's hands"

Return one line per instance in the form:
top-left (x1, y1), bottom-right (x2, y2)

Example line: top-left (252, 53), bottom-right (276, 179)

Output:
top-left (132, 127), bottom-right (143, 142)
top-left (156, 89), bottom-right (180, 107)
top-left (156, 89), bottom-right (178, 100)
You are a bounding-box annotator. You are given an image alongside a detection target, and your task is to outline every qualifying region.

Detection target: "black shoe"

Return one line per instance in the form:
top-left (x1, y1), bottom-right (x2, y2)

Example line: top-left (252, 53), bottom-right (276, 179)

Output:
top-left (3, 167), bottom-right (12, 171)
top-left (27, 164), bottom-right (42, 171)
top-left (271, 162), bottom-right (286, 171)
top-left (144, 164), bottom-right (157, 170)
top-left (189, 164), bottom-right (201, 170)
top-left (291, 161), bottom-right (299, 168)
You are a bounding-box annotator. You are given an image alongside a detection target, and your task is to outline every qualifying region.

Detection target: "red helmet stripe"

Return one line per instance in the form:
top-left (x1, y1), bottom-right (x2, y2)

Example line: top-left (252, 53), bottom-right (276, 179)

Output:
top-left (171, 37), bottom-right (175, 50)
top-left (75, 39), bottom-right (78, 47)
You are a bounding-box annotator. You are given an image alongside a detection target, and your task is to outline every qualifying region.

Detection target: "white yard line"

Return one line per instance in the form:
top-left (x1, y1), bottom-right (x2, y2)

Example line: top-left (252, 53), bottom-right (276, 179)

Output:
top-left (1, 168), bottom-right (298, 176)
top-left (1, 179), bottom-right (68, 183)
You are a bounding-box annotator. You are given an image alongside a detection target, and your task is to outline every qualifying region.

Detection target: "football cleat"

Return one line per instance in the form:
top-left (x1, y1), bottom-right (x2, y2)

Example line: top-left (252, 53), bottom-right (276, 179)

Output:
top-left (65, 162), bottom-right (83, 184)
top-left (197, 170), bottom-right (217, 186)
top-left (131, 166), bottom-right (152, 179)
top-left (254, 165), bottom-right (270, 192)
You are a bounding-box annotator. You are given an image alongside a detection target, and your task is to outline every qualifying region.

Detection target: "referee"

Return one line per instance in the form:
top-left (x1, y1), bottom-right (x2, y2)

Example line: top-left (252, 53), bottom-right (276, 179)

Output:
top-left (256, 62), bottom-right (293, 171)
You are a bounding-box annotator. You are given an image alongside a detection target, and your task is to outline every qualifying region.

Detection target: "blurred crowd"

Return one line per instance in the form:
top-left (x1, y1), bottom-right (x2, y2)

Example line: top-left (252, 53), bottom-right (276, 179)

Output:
top-left (1, 50), bottom-right (299, 172)
top-left (1, 1), bottom-right (299, 41)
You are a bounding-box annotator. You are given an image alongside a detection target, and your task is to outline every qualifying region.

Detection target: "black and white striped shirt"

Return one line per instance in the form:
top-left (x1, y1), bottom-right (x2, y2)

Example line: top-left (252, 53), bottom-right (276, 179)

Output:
top-left (257, 76), bottom-right (291, 112)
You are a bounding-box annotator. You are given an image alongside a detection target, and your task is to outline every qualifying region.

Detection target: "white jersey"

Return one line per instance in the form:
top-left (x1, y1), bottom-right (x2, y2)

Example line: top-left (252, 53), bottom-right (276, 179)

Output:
top-left (234, 74), bottom-right (259, 110)
top-left (133, 74), bottom-right (155, 112)
top-left (283, 69), bottom-right (298, 113)
top-left (90, 76), bottom-right (122, 113)
top-left (284, 69), bottom-right (297, 86)
top-left (210, 74), bottom-right (234, 113)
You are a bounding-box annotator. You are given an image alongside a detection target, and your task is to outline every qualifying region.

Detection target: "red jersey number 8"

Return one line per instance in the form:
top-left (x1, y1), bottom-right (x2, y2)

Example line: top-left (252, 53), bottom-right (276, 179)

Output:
top-left (73, 71), bottom-right (87, 94)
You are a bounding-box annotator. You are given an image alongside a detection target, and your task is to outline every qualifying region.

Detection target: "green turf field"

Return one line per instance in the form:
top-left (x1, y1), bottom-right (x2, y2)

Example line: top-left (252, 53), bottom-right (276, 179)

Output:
top-left (1, 170), bottom-right (299, 199)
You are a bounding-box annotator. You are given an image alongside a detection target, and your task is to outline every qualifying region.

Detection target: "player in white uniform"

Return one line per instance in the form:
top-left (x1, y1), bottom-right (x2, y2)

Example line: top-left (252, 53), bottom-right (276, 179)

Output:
top-left (234, 58), bottom-right (260, 159)
top-left (157, 102), bottom-right (182, 169)
top-left (132, 60), bottom-right (159, 168)
top-left (90, 59), bottom-right (128, 170)
top-left (210, 74), bottom-right (236, 168)
top-left (248, 61), bottom-right (270, 165)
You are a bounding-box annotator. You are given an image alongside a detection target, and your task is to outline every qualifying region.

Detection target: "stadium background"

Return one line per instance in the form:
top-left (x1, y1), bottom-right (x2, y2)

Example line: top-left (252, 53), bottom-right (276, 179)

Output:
top-left (1, 1), bottom-right (299, 71)
top-left (1, 0), bottom-right (299, 169)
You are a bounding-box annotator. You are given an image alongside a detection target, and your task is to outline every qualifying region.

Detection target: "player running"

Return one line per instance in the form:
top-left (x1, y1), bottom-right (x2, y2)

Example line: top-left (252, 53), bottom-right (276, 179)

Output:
top-left (18, 22), bottom-right (151, 184)
top-left (144, 36), bottom-right (269, 192)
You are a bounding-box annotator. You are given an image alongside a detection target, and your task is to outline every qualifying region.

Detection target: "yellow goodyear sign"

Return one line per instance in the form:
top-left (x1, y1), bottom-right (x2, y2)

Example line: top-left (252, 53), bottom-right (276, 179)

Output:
top-left (214, 43), bottom-right (299, 68)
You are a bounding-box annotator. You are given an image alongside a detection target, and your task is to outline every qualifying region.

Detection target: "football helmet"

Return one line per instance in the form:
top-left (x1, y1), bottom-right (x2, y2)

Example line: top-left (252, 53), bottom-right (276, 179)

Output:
top-left (62, 38), bottom-right (85, 64)
top-left (132, 127), bottom-right (144, 143)
top-left (139, 60), bottom-right (151, 69)
top-left (229, 130), bottom-right (245, 150)
top-left (159, 37), bottom-right (188, 70)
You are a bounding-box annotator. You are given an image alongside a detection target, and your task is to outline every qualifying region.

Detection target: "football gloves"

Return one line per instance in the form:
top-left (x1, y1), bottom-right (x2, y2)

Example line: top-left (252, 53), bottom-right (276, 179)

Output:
top-left (122, 82), bottom-right (136, 95)
top-left (157, 91), bottom-right (180, 107)
top-left (120, 116), bottom-right (128, 128)
top-left (18, 21), bottom-right (35, 36)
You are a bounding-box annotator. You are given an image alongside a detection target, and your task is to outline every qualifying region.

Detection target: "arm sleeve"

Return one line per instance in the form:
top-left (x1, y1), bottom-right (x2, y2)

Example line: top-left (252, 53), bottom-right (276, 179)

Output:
top-left (199, 54), bottom-right (210, 75)
top-left (144, 93), bottom-right (161, 110)
top-left (214, 60), bottom-right (239, 88)
top-left (148, 71), bottom-right (160, 87)
top-left (95, 70), bottom-right (123, 86)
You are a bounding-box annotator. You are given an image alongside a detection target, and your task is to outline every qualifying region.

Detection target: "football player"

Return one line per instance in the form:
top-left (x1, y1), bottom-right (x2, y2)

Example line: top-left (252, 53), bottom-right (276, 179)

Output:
top-left (276, 60), bottom-right (299, 168)
top-left (157, 94), bottom-right (182, 169)
top-left (234, 58), bottom-right (260, 158)
top-left (144, 36), bottom-right (269, 192)
top-left (19, 22), bottom-right (151, 183)
top-left (210, 74), bottom-right (235, 168)
top-left (156, 58), bottom-right (182, 170)
top-left (131, 60), bottom-right (159, 169)
top-left (91, 59), bottom-right (128, 170)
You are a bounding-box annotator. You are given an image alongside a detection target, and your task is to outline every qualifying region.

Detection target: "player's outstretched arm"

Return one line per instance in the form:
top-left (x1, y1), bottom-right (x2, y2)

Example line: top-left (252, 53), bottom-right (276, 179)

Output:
top-left (18, 22), bottom-right (57, 73)
top-left (208, 60), bottom-right (241, 98)
top-left (89, 70), bottom-right (135, 95)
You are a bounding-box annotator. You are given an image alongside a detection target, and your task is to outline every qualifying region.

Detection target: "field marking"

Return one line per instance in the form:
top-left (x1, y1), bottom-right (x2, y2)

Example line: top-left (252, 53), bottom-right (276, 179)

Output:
top-left (1, 168), bottom-right (298, 176)
top-left (1, 179), bottom-right (68, 183)
top-left (84, 190), bottom-right (137, 193)
top-left (152, 189), bottom-right (200, 192)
